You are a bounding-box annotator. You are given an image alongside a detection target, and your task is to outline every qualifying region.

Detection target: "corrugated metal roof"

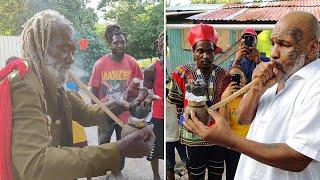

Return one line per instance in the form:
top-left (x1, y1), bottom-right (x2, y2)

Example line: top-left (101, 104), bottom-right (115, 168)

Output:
top-left (224, 0), bottom-right (320, 8)
top-left (189, 8), bottom-right (241, 21)
top-left (188, 0), bottom-right (320, 22)
top-left (166, 4), bottom-right (224, 12)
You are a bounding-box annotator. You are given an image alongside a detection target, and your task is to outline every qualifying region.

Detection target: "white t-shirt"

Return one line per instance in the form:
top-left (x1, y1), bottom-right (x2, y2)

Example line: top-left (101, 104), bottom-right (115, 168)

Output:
top-left (235, 60), bottom-right (320, 180)
top-left (166, 101), bottom-right (180, 142)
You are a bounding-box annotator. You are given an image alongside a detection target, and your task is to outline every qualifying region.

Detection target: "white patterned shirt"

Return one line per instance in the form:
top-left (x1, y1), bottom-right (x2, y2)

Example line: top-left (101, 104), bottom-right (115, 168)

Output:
top-left (235, 60), bottom-right (320, 180)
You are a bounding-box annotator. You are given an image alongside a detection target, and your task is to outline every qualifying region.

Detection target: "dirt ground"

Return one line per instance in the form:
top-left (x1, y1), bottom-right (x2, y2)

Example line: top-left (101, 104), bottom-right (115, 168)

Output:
top-left (78, 126), bottom-right (164, 180)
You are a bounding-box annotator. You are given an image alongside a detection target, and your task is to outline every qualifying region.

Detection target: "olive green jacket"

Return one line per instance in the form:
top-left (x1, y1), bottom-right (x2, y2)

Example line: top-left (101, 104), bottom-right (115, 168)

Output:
top-left (9, 63), bottom-right (120, 180)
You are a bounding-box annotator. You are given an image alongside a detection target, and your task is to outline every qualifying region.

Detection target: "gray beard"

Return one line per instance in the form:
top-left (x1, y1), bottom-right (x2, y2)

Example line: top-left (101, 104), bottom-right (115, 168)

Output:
top-left (44, 54), bottom-right (68, 88)
top-left (280, 53), bottom-right (306, 83)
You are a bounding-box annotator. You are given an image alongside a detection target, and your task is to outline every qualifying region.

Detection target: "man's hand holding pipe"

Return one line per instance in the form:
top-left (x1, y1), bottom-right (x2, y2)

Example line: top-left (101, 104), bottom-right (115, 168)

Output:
top-left (252, 61), bottom-right (283, 94)
top-left (184, 110), bottom-right (234, 147)
top-left (117, 125), bottom-right (155, 158)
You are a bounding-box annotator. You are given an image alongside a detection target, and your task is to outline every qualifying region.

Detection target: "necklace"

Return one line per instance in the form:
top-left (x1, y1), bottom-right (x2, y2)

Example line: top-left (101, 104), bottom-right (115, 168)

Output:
top-left (195, 68), bottom-right (216, 104)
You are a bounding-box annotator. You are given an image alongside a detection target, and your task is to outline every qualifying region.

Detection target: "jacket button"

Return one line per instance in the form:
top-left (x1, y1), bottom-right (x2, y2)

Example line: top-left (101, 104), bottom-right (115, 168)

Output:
top-left (55, 120), bottom-right (61, 125)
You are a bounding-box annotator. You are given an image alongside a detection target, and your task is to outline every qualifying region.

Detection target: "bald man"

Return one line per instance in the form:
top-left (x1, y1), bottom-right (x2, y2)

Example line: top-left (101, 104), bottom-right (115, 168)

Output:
top-left (184, 11), bottom-right (320, 180)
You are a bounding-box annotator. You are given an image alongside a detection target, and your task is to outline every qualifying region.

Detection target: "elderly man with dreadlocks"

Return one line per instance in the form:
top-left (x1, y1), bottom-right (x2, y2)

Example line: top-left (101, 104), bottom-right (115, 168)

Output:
top-left (0, 10), bottom-right (155, 180)
top-left (89, 24), bottom-right (143, 173)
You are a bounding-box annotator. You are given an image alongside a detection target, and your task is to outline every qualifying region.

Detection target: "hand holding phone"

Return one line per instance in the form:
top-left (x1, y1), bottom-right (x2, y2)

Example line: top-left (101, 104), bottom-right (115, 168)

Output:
top-left (243, 35), bottom-right (254, 47)
top-left (231, 74), bottom-right (241, 85)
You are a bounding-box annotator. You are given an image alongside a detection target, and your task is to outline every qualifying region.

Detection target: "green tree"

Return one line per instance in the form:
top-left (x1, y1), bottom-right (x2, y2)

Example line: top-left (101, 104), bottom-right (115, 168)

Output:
top-left (0, 0), bottom-right (106, 83)
top-left (99, 0), bottom-right (164, 60)
top-left (0, 0), bottom-right (29, 35)
top-left (0, 0), bottom-right (98, 35)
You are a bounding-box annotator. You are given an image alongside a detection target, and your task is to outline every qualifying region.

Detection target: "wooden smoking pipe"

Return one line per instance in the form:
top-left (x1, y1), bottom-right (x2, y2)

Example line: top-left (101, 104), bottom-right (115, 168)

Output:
top-left (67, 71), bottom-right (125, 127)
top-left (209, 78), bottom-right (259, 111)
top-left (209, 60), bottom-right (283, 111)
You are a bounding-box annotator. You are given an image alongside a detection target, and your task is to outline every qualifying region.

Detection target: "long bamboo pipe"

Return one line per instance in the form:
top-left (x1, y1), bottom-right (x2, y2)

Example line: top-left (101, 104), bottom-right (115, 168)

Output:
top-left (67, 71), bottom-right (125, 127)
top-left (209, 78), bottom-right (259, 111)
top-left (209, 60), bottom-right (282, 111)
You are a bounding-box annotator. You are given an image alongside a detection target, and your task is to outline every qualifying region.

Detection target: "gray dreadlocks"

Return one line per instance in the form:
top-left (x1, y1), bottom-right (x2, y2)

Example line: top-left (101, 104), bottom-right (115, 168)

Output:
top-left (21, 9), bottom-right (73, 94)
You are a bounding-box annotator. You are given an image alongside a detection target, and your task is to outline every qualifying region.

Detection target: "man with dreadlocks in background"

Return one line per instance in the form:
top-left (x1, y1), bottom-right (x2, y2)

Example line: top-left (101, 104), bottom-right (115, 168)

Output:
top-left (144, 32), bottom-right (164, 180)
top-left (89, 24), bottom-right (143, 173)
top-left (0, 10), bottom-right (155, 180)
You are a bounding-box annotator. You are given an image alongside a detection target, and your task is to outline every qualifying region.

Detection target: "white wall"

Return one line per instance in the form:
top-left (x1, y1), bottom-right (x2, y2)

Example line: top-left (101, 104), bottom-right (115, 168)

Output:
top-left (0, 36), bottom-right (21, 68)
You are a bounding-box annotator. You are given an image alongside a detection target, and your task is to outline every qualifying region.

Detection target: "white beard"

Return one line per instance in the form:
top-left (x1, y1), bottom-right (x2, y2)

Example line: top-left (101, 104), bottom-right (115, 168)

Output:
top-left (280, 53), bottom-right (306, 83)
top-left (44, 54), bottom-right (68, 88)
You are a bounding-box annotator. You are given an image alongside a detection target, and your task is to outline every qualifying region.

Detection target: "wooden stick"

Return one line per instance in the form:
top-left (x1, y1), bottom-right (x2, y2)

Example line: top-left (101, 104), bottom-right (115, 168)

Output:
top-left (209, 78), bottom-right (259, 111)
top-left (67, 71), bottom-right (125, 127)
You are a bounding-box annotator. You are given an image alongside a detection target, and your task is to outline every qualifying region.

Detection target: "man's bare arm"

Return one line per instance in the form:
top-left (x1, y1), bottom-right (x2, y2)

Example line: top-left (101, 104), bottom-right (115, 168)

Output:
top-left (143, 63), bottom-right (156, 89)
top-left (238, 61), bottom-right (282, 124)
top-left (185, 110), bottom-right (312, 172)
top-left (230, 135), bottom-right (312, 172)
top-left (237, 88), bottom-right (263, 124)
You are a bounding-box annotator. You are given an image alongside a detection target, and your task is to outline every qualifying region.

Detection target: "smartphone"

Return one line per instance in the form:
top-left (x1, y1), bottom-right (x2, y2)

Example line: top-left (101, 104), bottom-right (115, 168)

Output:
top-left (231, 74), bottom-right (241, 85)
top-left (243, 35), bottom-right (254, 47)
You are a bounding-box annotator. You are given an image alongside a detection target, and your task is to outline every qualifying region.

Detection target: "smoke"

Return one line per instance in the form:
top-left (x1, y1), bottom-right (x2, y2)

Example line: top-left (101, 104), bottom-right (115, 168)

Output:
top-left (69, 57), bottom-right (92, 104)
top-left (70, 59), bottom-right (88, 83)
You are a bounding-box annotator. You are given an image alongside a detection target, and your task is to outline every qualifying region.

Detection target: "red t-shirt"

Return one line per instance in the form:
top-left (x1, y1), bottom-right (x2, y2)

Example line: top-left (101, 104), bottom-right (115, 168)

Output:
top-left (152, 60), bottom-right (164, 119)
top-left (89, 54), bottom-right (143, 123)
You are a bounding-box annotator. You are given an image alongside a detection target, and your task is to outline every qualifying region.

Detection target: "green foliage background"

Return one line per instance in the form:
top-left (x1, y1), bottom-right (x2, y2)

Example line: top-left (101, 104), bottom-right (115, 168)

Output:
top-left (100, 0), bottom-right (164, 59)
